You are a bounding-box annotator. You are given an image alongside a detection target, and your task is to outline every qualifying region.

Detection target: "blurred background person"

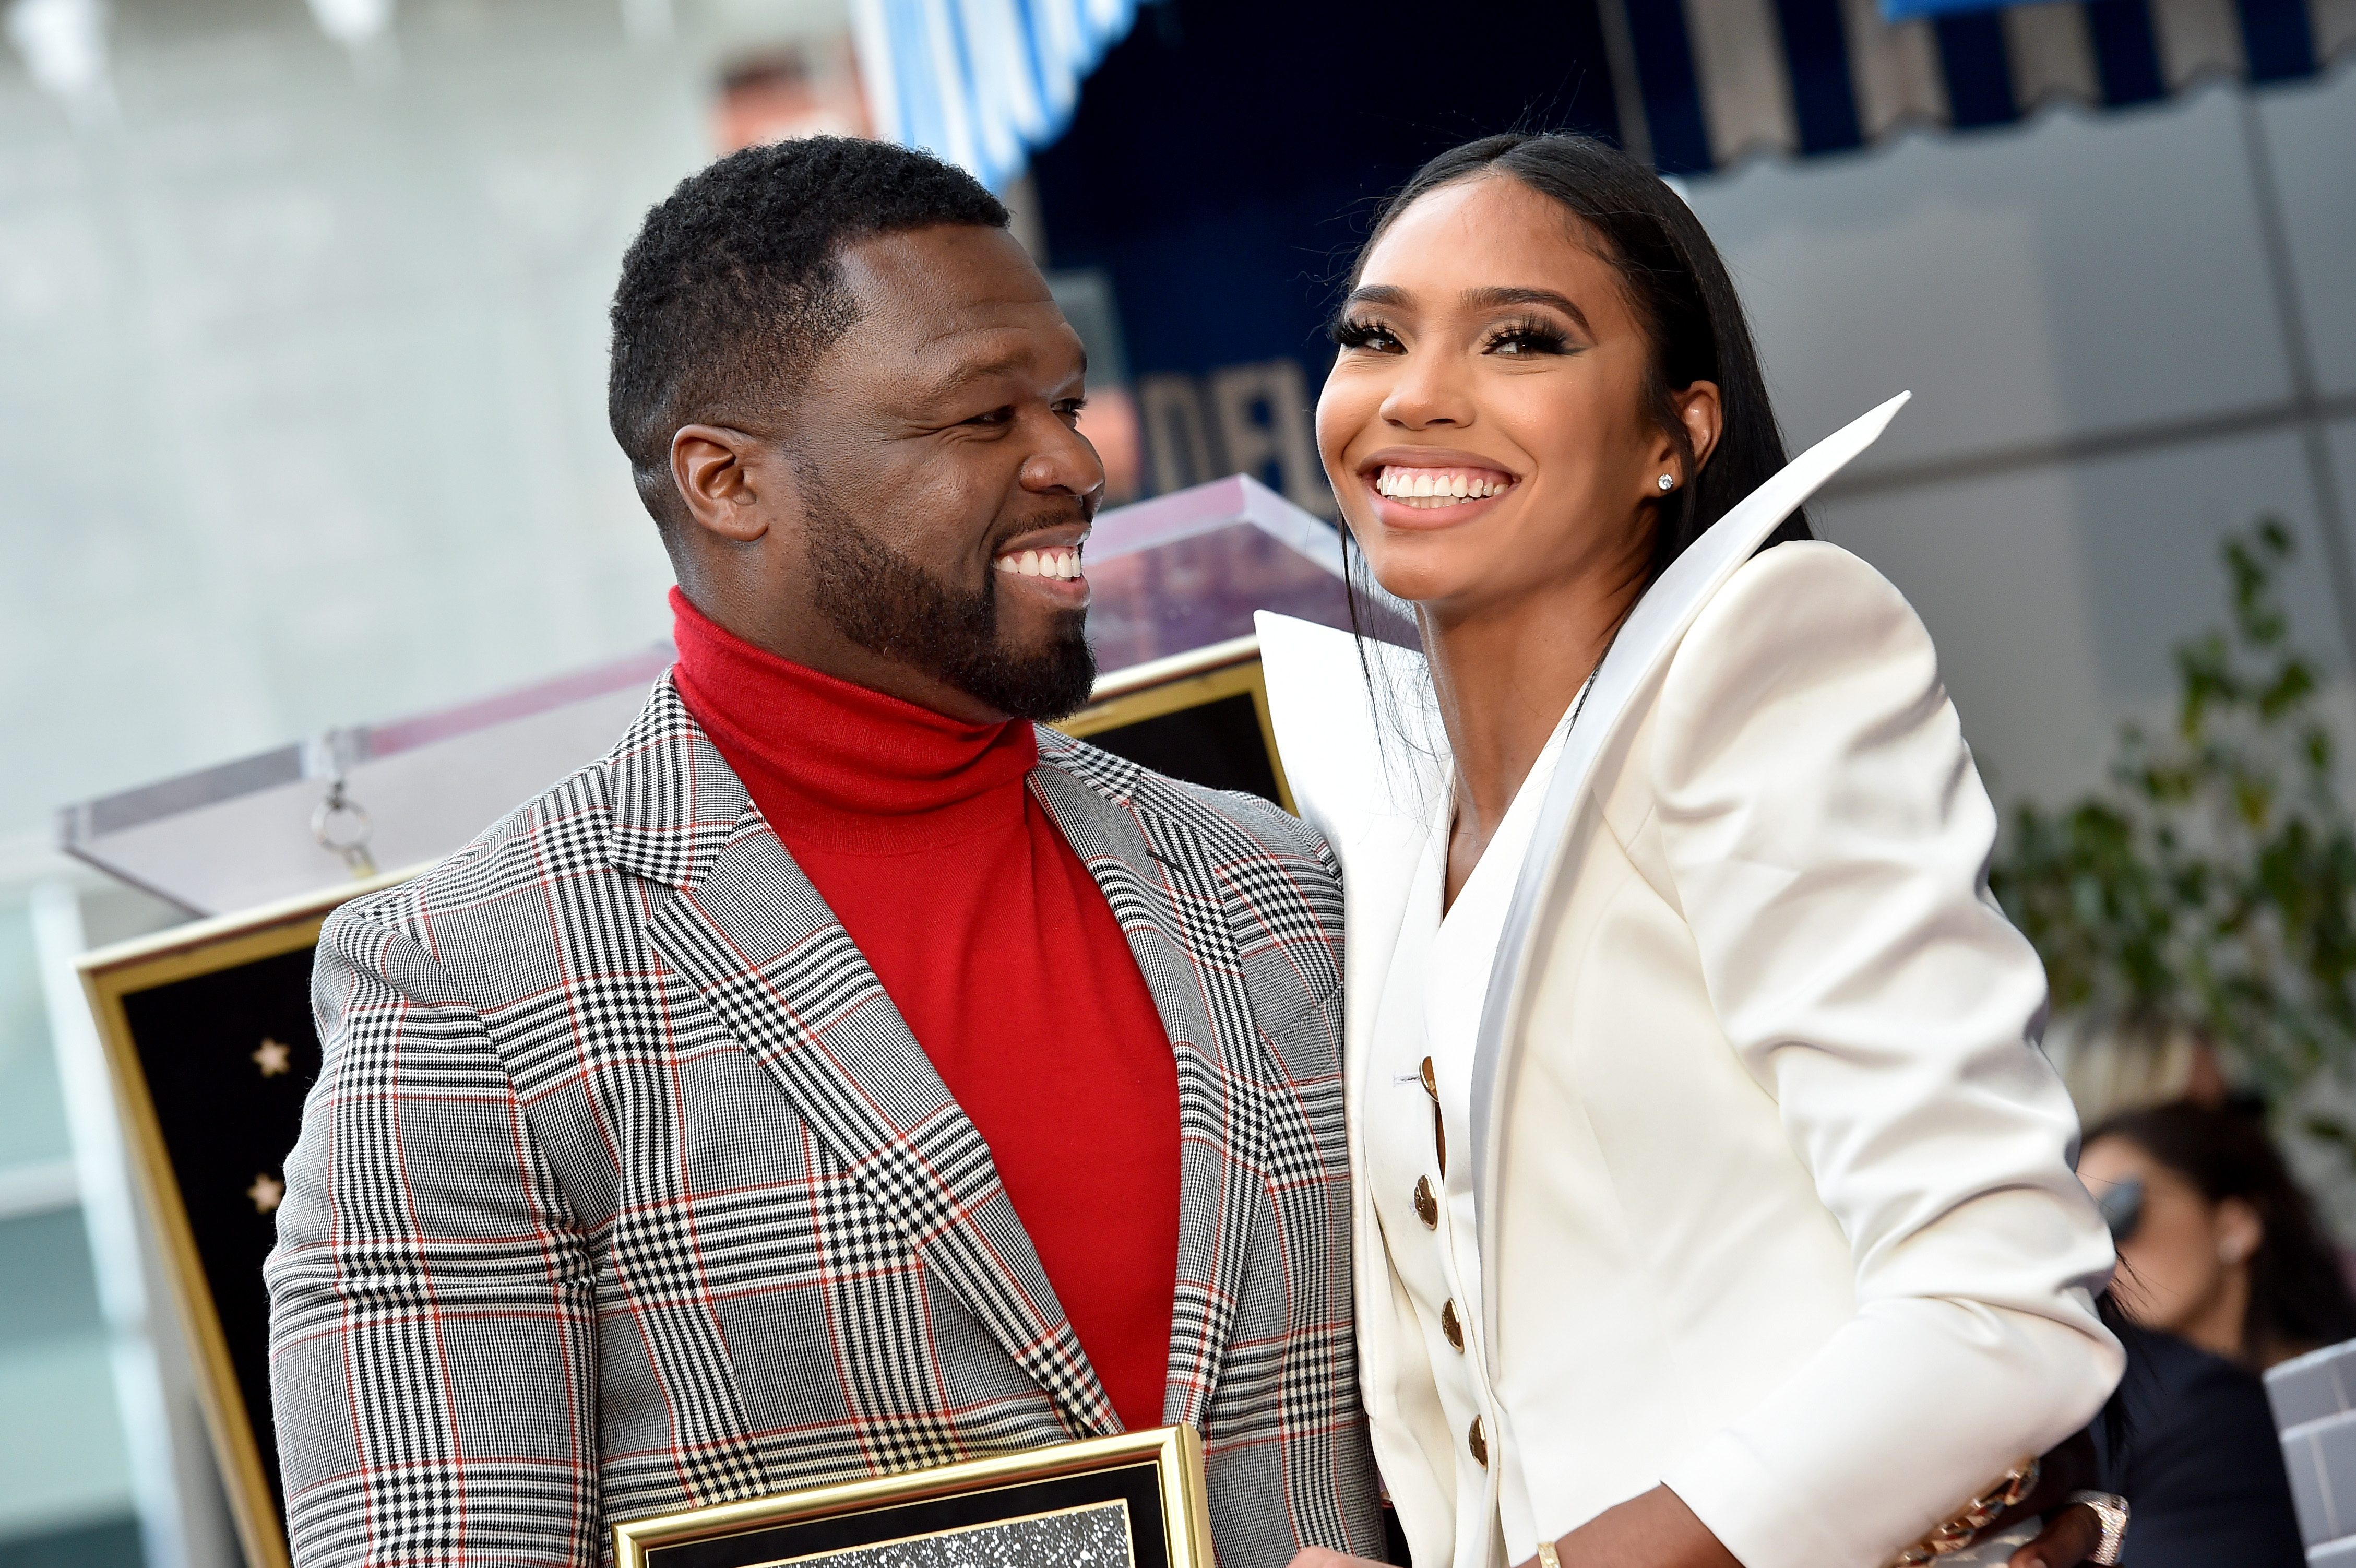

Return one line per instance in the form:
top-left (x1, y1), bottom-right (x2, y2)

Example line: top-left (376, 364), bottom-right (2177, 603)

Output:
top-left (2079, 1101), bottom-right (2356, 1566)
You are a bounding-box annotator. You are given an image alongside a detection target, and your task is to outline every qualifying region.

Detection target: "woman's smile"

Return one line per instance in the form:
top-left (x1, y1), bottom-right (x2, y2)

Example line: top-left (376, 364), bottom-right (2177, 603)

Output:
top-left (1361, 450), bottom-right (1520, 528)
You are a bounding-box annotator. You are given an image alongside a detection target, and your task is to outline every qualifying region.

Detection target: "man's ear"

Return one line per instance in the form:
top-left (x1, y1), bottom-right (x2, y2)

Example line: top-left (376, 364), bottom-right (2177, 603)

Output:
top-left (670, 424), bottom-right (789, 544)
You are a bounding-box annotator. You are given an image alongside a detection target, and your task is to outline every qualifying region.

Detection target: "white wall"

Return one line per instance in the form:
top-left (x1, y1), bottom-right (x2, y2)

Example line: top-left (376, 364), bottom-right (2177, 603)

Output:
top-left (1683, 66), bottom-right (2356, 810)
top-left (0, 0), bottom-right (853, 846)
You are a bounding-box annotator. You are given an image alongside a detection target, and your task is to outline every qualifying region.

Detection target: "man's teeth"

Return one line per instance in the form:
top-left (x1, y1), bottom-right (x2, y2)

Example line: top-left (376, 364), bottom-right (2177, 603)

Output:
top-left (992, 546), bottom-right (1085, 580)
top-left (1373, 466), bottom-right (1513, 509)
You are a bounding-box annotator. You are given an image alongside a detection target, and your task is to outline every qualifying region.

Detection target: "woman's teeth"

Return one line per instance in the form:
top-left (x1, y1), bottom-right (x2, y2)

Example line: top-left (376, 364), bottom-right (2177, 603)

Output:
top-left (1373, 466), bottom-right (1512, 509)
top-left (993, 546), bottom-right (1084, 580)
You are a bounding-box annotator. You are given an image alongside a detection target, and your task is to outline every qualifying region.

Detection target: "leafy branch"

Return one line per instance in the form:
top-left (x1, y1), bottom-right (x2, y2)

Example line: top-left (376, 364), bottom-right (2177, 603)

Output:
top-left (1990, 521), bottom-right (2356, 1099)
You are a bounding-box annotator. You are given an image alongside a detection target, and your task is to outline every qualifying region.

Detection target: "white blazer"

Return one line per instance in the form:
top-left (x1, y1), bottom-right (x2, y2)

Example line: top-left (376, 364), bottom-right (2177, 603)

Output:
top-left (1258, 402), bottom-right (2121, 1568)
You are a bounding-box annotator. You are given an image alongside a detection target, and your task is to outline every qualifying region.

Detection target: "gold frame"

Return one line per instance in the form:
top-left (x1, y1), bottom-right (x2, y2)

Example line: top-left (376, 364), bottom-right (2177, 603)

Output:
top-left (613, 1425), bottom-right (1212, 1568)
top-left (77, 868), bottom-right (418, 1568)
top-left (1054, 636), bottom-right (1294, 814)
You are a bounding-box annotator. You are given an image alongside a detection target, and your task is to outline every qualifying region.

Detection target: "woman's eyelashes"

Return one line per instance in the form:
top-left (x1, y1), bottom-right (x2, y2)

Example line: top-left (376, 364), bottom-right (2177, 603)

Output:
top-left (1330, 314), bottom-right (1402, 352)
top-left (1328, 313), bottom-right (1575, 358)
top-left (1483, 317), bottom-right (1572, 357)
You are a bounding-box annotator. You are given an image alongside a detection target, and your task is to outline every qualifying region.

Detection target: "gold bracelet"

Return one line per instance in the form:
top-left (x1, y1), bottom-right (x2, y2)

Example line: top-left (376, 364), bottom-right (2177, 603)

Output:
top-left (1888, 1456), bottom-right (2041, 1566)
top-left (1535, 1544), bottom-right (1563, 1568)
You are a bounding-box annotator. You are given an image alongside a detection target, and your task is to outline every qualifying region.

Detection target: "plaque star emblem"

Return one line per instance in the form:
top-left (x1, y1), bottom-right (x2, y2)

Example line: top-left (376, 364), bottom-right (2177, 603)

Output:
top-left (248, 1173), bottom-right (284, 1214)
top-left (252, 1038), bottom-right (291, 1077)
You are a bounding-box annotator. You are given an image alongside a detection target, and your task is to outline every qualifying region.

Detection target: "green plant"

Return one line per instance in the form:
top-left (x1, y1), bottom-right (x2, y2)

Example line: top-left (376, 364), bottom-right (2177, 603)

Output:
top-left (1990, 520), bottom-right (2356, 1103)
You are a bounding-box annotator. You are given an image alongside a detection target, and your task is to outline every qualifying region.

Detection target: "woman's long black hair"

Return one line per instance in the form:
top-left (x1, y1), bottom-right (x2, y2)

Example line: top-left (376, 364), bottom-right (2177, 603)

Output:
top-left (2087, 1100), bottom-right (2356, 1367)
top-left (1335, 130), bottom-right (1807, 630)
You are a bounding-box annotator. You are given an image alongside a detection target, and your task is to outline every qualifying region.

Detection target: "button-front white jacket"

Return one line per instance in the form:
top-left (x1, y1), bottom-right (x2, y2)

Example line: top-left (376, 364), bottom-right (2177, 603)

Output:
top-left (1258, 413), bottom-right (2121, 1568)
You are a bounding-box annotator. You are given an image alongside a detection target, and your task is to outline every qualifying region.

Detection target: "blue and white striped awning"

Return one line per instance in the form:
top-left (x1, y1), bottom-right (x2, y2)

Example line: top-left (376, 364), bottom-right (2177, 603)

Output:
top-left (849, 0), bottom-right (1139, 193)
top-left (1612, 0), bottom-right (2354, 172)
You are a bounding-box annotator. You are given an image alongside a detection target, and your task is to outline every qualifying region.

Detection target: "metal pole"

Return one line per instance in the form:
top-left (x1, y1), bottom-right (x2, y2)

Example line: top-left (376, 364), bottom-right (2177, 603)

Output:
top-left (1596, 0), bottom-right (1655, 170)
top-left (2239, 90), bottom-right (2356, 669)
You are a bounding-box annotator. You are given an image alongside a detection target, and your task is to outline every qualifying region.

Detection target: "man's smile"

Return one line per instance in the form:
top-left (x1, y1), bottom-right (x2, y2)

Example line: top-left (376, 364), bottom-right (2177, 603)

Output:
top-left (990, 525), bottom-right (1091, 605)
top-left (991, 543), bottom-right (1084, 580)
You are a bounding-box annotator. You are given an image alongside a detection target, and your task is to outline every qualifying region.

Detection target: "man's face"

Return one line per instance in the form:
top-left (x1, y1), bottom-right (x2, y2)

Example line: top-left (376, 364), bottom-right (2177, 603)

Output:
top-left (784, 224), bottom-right (1104, 722)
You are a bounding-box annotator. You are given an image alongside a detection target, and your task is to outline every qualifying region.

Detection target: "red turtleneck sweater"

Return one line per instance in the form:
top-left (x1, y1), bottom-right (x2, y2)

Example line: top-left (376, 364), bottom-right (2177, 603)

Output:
top-left (668, 589), bottom-right (1180, 1433)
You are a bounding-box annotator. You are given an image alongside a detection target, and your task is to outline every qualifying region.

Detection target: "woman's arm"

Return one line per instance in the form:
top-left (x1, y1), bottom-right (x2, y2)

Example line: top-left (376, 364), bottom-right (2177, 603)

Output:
top-left (1640, 541), bottom-right (2122, 1568)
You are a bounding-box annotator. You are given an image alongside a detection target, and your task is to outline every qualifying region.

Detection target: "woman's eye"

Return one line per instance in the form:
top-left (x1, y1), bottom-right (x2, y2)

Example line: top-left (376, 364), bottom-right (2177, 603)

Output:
top-left (1488, 324), bottom-right (1569, 358)
top-left (1331, 317), bottom-right (1402, 353)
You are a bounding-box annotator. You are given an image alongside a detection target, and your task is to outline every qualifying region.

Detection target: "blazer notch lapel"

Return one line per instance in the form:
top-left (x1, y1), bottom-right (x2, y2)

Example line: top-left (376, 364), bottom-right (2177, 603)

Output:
top-left (603, 676), bottom-right (754, 891)
top-left (644, 781), bottom-right (1121, 1440)
top-left (1027, 742), bottom-right (1265, 1426)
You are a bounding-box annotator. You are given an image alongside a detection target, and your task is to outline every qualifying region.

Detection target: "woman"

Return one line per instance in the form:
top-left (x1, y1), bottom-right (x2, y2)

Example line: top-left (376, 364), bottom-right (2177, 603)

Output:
top-left (1257, 133), bottom-right (2127, 1568)
top-left (2083, 1101), bottom-right (2356, 1370)
top-left (2075, 1102), bottom-right (2355, 1565)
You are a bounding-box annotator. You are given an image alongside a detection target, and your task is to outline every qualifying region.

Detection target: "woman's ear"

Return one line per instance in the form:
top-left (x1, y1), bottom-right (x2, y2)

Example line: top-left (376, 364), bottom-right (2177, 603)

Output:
top-left (2215, 1197), bottom-right (2265, 1267)
top-left (1672, 381), bottom-right (1724, 477)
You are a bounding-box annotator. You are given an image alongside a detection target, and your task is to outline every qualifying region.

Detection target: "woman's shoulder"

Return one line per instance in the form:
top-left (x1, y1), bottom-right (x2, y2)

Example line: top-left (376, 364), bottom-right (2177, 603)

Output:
top-left (1691, 537), bottom-right (1918, 644)
top-left (1658, 539), bottom-right (1938, 722)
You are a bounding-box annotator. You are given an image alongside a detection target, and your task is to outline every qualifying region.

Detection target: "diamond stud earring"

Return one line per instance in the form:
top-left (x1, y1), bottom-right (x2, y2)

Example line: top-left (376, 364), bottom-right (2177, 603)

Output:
top-left (1657, 474), bottom-right (1676, 492)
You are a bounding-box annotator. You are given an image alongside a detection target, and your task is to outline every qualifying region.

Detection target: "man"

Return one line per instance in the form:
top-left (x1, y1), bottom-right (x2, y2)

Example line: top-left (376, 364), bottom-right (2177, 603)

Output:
top-left (265, 137), bottom-right (1383, 1568)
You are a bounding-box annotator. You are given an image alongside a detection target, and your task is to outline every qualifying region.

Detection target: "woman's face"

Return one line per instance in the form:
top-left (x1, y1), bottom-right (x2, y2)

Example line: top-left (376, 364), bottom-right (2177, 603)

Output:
top-left (2079, 1134), bottom-right (2262, 1357)
top-left (1316, 174), bottom-right (1716, 620)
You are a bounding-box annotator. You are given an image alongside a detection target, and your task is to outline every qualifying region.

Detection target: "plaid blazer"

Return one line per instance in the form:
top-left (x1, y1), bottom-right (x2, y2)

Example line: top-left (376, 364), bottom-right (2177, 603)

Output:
top-left (265, 678), bottom-right (1382, 1568)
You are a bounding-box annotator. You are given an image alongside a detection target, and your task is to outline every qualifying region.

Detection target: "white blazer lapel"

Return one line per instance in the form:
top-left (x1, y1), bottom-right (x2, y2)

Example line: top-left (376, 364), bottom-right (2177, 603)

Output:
top-left (1256, 611), bottom-right (1447, 1061)
top-left (1464, 392), bottom-right (1913, 1369)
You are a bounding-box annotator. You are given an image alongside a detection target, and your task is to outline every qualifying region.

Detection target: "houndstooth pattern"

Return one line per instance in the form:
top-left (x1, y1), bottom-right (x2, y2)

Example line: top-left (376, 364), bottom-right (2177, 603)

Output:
top-left (265, 678), bottom-right (1380, 1568)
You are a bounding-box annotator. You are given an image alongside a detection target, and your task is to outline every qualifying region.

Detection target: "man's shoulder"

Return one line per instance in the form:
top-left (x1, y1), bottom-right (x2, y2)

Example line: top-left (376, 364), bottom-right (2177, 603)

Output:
top-left (319, 746), bottom-right (622, 969)
top-left (1033, 724), bottom-right (1335, 871)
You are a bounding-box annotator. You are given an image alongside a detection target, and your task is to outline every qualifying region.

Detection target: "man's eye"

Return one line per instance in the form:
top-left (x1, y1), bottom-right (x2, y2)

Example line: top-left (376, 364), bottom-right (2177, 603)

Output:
top-left (962, 406), bottom-right (1015, 426)
top-left (1055, 399), bottom-right (1087, 423)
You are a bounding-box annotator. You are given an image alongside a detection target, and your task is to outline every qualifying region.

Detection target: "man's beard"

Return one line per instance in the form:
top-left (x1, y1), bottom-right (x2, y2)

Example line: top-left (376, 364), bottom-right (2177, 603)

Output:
top-left (803, 492), bottom-right (1098, 723)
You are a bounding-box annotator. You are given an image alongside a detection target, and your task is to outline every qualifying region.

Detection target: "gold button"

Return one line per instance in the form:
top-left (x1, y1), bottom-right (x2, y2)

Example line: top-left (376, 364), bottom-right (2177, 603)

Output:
top-left (1468, 1415), bottom-right (1488, 1467)
top-left (1413, 1175), bottom-right (1438, 1228)
top-left (1441, 1298), bottom-right (1465, 1351)
top-left (1419, 1056), bottom-right (1439, 1101)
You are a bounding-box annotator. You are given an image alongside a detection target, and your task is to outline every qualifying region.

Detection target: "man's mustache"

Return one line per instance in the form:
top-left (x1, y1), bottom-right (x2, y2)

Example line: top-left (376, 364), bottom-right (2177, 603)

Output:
top-left (984, 495), bottom-right (1101, 556)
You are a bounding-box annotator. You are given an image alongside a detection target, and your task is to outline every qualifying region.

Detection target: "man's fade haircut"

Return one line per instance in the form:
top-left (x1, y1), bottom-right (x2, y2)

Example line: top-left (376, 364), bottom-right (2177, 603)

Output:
top-left (606, 135), bottom-right (1010, 532)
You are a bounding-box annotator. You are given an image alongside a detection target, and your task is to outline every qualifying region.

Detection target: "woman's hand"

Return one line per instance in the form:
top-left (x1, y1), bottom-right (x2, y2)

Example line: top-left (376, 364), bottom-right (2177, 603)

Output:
top-left (1516, 1486), bottom-right (1740, 1568)
top-left (2006, 1502), bottom-right (2103, 1568)
top-left (1982, 1428), bottom-right (2110, 1568)
top-left (1505, 1465), bottom-right (2110, 1568)
top-left (1298, 1433), bottom-right (2111, 1568)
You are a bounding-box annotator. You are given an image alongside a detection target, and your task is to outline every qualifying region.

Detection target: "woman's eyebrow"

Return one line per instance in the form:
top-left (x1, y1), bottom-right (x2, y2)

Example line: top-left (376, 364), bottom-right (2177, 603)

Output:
top-left (1342, 284), bottom-right (1410, 310)
top-left (1462, 285), bottom-right (1591, 334)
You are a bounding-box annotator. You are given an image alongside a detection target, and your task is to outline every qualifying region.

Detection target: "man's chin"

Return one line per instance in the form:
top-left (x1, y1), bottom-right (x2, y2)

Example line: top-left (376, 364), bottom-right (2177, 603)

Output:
top-left (948, 625), bottom-right (1097, 724)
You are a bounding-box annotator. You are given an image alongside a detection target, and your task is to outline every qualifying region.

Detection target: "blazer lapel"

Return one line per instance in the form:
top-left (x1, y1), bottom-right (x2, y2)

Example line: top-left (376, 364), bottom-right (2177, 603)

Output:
top-left (1463, 393), bottom-right (1913, 1371)
top-left (609, 680), bottom-right (1121, 1441)
top-left (1025, 747), bottom-right (1257, 1431)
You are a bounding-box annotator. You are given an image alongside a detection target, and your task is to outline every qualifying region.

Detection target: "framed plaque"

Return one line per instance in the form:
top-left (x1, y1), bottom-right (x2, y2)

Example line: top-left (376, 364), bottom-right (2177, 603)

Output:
top-left (1055, 636), bottom-right (1293, 812)
top-left (613, 1426), bottom-right (1212, 1568)
top-left (77, 870), bottom-right (413, 1568)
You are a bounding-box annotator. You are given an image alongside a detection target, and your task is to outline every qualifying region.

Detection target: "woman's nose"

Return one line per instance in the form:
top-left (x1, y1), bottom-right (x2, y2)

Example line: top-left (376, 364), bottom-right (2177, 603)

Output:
top-left (1378, 358), bottom-right (1472, 430)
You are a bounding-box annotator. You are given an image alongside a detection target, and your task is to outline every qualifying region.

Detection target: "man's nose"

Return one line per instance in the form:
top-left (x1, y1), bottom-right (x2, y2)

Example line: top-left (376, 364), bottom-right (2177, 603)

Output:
top-left (1021, 414), bottom-right (1107, 498)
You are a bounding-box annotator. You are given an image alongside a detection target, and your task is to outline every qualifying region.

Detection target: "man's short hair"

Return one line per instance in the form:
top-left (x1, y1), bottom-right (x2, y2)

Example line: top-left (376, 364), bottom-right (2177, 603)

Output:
top-left (606, 136), bottom-right (1009, 531)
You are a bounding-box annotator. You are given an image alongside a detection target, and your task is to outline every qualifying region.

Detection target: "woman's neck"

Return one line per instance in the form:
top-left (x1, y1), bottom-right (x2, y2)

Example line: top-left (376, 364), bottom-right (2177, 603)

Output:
top-left (1426, 551), bottom-right (1649, 909)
